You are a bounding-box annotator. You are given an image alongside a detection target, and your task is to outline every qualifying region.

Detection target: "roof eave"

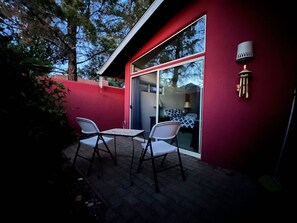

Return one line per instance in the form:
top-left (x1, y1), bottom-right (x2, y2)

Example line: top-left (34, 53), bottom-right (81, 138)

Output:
top-left (97, 0), bottom-right (164, 78)
top-left (98, 0), bottom-right (193, 78)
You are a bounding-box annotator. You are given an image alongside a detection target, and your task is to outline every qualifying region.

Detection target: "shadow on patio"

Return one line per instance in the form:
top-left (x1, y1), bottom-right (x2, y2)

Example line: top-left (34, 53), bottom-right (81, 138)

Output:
top-left (64, 136), bottom-right (288, 223)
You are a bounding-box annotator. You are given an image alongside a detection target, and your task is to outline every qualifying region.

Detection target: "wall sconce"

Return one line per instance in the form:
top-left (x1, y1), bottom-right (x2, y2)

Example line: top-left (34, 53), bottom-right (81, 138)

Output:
top-left (236, 41), bottom-right (253, 98)
top-left (236, 41), bottom-right (253, 62)
top-left (236, 65), bottom-right (252, 98)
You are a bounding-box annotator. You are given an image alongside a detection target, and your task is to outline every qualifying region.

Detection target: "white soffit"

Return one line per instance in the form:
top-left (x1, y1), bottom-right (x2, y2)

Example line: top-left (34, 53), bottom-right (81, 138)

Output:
top-left (97, 0), bottom-right (164, 75)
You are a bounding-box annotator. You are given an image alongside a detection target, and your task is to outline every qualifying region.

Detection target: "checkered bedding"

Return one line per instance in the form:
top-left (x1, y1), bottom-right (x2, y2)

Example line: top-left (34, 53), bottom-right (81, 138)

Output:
top-left (164, 109), bottom-right (197, 129)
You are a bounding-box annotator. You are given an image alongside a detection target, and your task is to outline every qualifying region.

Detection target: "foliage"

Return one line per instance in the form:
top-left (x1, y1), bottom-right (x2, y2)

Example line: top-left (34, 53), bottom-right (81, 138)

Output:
top-left (0, 0), bottom-right (153, 82)
top-left (0, 33), bottom-right (76, 179)
top-left (106, 77), bottom-right (125, 88)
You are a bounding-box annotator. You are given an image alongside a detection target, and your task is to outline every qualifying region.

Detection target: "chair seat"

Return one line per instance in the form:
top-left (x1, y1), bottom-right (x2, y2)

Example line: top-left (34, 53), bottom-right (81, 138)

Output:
top-left (141, 141), bottom-right (177, 156)
top-left (80, 135), bottom-right (113, 147)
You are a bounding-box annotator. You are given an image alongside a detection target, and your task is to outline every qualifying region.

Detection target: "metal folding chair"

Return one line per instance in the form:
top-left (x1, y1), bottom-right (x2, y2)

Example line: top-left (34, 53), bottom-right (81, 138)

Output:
top-left (137, 121), bottom-right (185, 192)
top-left (73, 117), bottom-right (116, 176)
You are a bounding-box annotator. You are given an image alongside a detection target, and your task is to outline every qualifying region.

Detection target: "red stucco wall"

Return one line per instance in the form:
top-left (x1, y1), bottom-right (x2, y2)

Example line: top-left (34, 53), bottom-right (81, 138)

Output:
top-left (124, 0), bottom-right (297, 175)
top-left (203, 0), bottom-right (296, 175)
top-left (54, 78), bottom-right (125, 133)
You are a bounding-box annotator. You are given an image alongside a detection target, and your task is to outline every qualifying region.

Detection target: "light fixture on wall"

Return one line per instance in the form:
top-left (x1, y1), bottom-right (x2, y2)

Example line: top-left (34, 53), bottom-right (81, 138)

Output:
top-left (236, 41), bottom-right (253, 62)
top-left (236, 41), bottom-right (253, 99)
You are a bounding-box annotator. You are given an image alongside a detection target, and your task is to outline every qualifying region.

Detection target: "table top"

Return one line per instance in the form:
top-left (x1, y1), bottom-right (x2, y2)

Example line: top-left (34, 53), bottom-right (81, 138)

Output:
top-left (100, 128), bottom-right (144, 137)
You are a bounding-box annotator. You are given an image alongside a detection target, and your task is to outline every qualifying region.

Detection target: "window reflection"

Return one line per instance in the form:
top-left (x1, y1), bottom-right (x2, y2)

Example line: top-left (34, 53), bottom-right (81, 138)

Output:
top-left (160, 60), bottom-right (204, 90)
top-left (132, 15), bottom-right (206, 71)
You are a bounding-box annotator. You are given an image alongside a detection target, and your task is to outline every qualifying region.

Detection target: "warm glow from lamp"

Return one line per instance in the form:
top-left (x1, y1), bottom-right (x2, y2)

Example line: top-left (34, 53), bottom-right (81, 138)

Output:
top-left (184, 101), bottom-right (191, 108)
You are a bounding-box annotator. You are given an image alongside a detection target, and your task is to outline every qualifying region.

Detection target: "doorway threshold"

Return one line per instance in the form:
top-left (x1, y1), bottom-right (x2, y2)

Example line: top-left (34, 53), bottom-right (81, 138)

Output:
top-left (180, 149), bottom-right (201, 159)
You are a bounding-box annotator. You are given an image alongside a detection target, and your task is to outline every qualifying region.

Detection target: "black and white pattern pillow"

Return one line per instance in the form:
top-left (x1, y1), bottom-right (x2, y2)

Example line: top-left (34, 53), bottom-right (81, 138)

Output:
top-left (171, 113), bottom-right (197, 129)
top-left (164, 108), bottom-right (183, 119)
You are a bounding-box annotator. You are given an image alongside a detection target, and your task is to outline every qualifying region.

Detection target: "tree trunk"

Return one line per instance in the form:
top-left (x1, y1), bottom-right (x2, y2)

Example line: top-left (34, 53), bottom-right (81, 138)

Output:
top-left (67, 22), bottom-right (77, 81)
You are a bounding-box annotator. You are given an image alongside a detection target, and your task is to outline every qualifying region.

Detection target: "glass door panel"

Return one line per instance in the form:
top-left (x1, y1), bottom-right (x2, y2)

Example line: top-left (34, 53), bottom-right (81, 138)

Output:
top-left (131, 59), bottom-right (203, 154)
top-left (160, 60), bottom-right (203, 153)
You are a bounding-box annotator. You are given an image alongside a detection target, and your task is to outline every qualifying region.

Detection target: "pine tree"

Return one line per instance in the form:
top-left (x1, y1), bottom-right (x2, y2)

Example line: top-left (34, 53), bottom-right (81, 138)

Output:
top-left (0, 0), bottom-right (153, 81)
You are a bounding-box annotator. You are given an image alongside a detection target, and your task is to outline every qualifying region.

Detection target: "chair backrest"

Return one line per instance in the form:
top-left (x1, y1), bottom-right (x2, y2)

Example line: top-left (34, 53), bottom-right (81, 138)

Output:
top-left (149, 121), bottom-right (181, 140)
top-left (76, 117), bottom-right (100, 135)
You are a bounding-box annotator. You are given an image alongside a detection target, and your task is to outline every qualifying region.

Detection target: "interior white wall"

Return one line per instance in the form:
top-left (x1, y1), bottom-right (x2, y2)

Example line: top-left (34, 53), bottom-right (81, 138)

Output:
top-left (161, 93), bottom-right (185, 109)
top-left (140, 91), bottom-right (156, 133)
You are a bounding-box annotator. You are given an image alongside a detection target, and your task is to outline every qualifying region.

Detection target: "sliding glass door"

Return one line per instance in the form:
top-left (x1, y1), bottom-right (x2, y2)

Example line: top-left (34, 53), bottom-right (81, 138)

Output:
top-left (131, 58), bottom-right (204, 155)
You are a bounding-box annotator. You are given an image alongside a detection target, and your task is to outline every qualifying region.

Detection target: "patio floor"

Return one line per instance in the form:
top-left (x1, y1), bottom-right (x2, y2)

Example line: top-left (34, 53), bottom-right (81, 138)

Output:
top-left (64, 136), bottom-right (290, 223)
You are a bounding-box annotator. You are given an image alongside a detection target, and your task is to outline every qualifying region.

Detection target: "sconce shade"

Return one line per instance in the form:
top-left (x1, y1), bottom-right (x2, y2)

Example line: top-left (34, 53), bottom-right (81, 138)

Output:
top-left (184, 101), bottom-right (191, 108)
top-left (236, 41), bottom-right (253, 62)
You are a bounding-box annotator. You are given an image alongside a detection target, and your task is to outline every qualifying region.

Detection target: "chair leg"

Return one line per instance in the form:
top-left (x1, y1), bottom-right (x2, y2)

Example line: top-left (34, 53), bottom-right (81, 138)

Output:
top-left (174, 137), bottom-right (185, 181)
top-left (95, 149), bottom-right (101, 159)
top-left (160, 154), bottom-right (167, 167)
top-left (87, 147), bottom-right (97, 176)
top-left (72, 142), bottom-right (81, 166)
top-left (137, 147), bottom-right (147, 173)
top-left (95, 148), bottom-right (103, 179)
top-left (177, 149), bottom-right (185, 181)
top-left (101, 136), bottom-right (116, 165)
top-left (150, 153), bottom-right (160, 193)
